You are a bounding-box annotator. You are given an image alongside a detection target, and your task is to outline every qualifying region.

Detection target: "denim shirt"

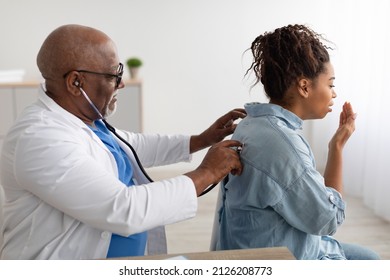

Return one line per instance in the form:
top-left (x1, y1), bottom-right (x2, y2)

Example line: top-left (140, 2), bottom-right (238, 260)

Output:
top-left (216, 103), bottom-right (346, 260)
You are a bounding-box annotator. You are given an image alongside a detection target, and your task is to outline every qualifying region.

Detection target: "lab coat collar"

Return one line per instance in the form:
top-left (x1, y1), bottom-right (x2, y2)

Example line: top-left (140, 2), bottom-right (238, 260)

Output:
top-left (38, 84), bottom-right (92, 131)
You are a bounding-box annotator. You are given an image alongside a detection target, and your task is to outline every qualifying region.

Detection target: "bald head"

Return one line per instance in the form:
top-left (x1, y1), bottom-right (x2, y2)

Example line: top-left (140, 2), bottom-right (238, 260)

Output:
top-left (37, 24), bottom-right (116, 80)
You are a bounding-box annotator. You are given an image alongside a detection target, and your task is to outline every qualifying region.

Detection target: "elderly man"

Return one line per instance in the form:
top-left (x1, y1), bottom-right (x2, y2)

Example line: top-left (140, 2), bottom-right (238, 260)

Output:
top-left (0, 24), bottom-right (245, 259)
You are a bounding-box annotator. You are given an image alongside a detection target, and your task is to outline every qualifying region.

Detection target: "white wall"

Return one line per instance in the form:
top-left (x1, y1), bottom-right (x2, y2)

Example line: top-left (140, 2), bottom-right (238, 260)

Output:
top-left (1, 1), bottom-right (389, 197)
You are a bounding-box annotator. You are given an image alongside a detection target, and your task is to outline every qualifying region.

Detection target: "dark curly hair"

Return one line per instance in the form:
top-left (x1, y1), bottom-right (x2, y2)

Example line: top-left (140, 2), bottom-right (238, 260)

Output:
top-left (246, 24), bottom-right (332, 103)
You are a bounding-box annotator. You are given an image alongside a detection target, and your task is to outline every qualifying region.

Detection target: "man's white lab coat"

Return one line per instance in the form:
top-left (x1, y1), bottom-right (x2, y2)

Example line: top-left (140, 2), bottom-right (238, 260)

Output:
top-left (0, 88), bottom-right (197, 259)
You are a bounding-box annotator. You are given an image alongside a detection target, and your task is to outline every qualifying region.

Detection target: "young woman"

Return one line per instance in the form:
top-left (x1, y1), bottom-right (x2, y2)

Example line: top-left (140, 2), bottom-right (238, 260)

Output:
top-left (215, 24), bottom-right (380, 260)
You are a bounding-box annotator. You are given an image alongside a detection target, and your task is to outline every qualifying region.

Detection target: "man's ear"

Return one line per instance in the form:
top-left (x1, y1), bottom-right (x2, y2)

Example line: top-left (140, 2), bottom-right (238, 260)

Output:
top-left (64, 72), bottom-right (82, 96)
top-left (297, 78), bottom-right (310, 98)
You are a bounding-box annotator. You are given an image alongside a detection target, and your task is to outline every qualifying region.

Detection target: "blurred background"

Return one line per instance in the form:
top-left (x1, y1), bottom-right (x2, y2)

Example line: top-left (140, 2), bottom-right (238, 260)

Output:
top-left (1, 0), bottom-right (389, 231)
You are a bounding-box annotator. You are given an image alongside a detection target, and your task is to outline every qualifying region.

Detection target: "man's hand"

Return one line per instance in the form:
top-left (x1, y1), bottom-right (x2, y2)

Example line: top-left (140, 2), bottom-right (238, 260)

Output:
top-left (190, 108), bottom-right (246, 153)
top-left (185, 140), bottom-right (243, 196)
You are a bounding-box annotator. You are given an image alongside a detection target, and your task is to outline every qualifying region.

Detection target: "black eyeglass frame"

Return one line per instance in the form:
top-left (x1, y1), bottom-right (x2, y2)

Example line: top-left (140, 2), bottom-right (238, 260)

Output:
top-left (63, 63), bottom-right (124, 88)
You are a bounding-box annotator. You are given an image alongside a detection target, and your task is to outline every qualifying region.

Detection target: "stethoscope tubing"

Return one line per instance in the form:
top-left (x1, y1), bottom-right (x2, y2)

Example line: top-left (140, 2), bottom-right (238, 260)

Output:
top-left (42, 82), bottom-right (216, 196)
top-left (102, 119), bottom-right (154, 183)
top-left (102, 119), bottom-right (218, 196)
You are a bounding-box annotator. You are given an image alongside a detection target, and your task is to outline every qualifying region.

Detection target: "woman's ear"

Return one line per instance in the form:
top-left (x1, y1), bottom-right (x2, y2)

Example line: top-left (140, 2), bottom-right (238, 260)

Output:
top-left (297, 78), bottom-right (310, 98)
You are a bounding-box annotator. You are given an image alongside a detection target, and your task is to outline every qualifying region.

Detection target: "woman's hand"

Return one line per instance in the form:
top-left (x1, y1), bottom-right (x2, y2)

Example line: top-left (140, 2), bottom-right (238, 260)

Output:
top-left (329, 102), bottom-right (357, 151)
top-left (324, 102), bottom-right (357, 193)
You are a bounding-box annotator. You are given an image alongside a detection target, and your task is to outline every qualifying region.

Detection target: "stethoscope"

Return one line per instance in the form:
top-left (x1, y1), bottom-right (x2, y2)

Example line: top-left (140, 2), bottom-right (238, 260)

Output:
top-left (44, 83), bottom-right (220, 196)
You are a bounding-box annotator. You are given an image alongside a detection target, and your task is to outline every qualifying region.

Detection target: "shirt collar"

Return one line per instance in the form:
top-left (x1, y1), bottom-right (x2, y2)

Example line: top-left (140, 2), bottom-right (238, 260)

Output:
top-left (244, 102), bottom-right (303, 130)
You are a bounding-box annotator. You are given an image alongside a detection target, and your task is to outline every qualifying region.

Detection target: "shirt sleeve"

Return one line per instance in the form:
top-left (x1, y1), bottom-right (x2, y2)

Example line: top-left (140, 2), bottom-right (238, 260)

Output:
top-left (115, 130), bottom-right (192, 168)
top-left (272, 156), bottom-right (346, 236)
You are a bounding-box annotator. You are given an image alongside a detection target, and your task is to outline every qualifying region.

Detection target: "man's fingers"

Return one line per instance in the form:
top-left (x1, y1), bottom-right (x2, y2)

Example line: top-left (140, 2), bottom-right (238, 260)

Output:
top-left (216, 139), bottom-right (242, 149)
top-left (219, 109), bottom-right (247, 126)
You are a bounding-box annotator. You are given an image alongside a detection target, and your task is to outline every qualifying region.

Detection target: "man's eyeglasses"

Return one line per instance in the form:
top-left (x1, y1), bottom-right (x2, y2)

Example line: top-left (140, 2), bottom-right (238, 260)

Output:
top-left (63, 63), bottom-right (124, 88)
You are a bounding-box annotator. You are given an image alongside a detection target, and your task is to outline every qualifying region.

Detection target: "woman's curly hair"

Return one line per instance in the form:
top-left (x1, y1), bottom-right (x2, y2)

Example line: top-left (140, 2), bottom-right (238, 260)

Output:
top-left (247, 24), bottom-right (332, 102)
